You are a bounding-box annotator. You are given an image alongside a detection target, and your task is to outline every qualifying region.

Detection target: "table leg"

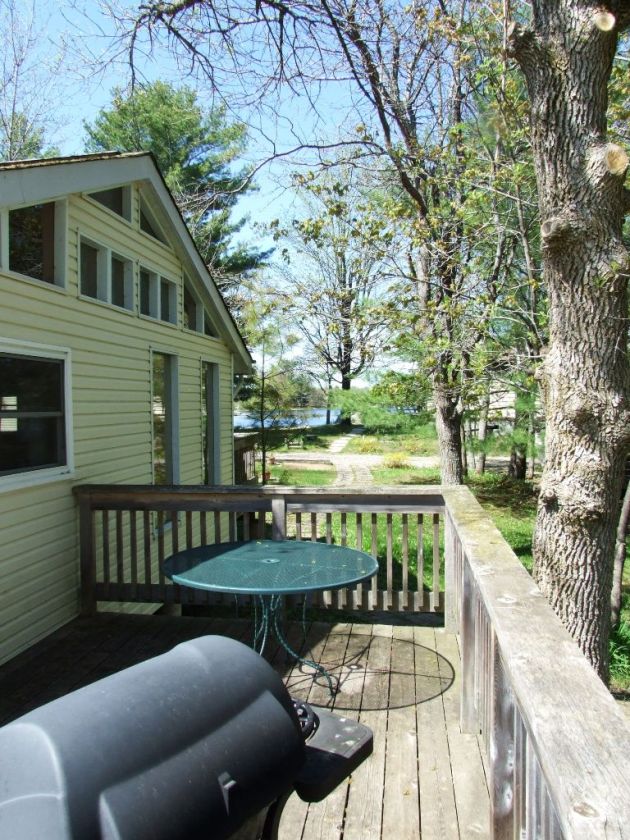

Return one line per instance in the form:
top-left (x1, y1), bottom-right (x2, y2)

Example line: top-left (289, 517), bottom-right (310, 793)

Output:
top-left (269, 594), bottom-right (338, 695)
top-left (253, 596), bottom-right (271, 655)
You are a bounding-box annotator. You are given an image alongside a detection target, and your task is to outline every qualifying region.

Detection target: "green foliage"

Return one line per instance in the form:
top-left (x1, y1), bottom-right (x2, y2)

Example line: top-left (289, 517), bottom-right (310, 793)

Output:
top-left (332, 388), bottom-right (428, 435)
top-left (83, 81), bottom-right (269, 283)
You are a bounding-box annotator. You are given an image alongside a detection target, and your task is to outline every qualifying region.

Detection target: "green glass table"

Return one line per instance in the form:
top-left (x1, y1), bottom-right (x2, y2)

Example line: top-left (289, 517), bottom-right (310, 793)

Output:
top-left (163, 539), bottom-right (378, 693)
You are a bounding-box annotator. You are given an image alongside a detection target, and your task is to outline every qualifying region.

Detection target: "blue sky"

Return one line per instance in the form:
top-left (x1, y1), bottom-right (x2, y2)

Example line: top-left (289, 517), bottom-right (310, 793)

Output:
top-left (40, 1), bottom-right (351, 243)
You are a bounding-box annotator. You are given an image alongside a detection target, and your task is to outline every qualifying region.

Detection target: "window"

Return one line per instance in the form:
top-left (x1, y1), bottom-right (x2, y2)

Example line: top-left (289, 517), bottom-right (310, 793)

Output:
top-left (0, 352), bottom-right (68, 478)
top-left (139, 267), bottom-right (177, 324)
top-left (8, 202), bottom-right (55, 283)
top-left (80, 238), bottom-right (133, 310)
top-left (152, 352), bottom-right (178, 484)
top-left (201, 362), bottom-right (220, 484)
top-left (140, 199), bottom-right (167, 244)
top-left (183, 284), bottom-right (200, 332)
top-left (88, 187), bottom-right (131, 221)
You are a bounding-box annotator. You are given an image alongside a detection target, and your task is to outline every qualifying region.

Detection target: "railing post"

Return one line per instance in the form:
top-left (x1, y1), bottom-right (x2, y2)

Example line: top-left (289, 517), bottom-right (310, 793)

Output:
top-left (271, 496), bottom-right (286, 540)
top-left (444, 513), bottom-right (458, 633)
top-left (78, 492), bottom-right (97, 616)
top-left (460, 559), bottom-right (478, 734)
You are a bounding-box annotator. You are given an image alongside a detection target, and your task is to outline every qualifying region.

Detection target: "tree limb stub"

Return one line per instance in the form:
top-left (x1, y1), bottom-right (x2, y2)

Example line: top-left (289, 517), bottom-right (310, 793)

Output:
top-left (540, 215), bottom-right (584, 247)
top-left (593, 8), bottom-right (617, 31)
top-left (598, 143), bottom-right (629, 177)
top-left (506, 21), bottom-right (537, 58)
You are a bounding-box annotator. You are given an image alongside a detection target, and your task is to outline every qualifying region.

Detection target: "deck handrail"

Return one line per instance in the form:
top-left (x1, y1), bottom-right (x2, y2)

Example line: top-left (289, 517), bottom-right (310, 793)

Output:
top-left (443, 485), bottom-right (630, 839)
top-left (73, 483), bottom-right (630, 838)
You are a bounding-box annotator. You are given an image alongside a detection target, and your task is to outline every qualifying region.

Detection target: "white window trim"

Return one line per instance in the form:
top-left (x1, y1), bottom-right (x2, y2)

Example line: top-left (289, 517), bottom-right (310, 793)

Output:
top-left (0, 338), bottom-right (74, 493)
top-left (84, 185), bottom-right (132, 223)
top-left (79, 234), bottom-right (134, 312)
top-left (139, 265), bottom-right (178, 326)
top-left (183, 279), bottom-right (205, 334)
top-left (0, 200), bottom-right (68, 288)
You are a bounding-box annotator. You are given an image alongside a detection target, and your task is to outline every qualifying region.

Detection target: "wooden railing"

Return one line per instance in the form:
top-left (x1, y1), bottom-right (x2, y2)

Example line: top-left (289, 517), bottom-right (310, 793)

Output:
top-left (443, 486), bottom-right (630, 840)
top-left (73, 483), bottom-right (630, 838)
top-left (74, 485), bottom-right (445, 616)
top-left (234, 433), bottom-right (258, 484)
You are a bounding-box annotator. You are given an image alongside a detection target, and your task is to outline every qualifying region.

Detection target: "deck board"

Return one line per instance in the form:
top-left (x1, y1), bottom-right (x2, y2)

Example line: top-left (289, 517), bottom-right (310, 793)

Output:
top-left (0, 613), bottom-right (490, 838)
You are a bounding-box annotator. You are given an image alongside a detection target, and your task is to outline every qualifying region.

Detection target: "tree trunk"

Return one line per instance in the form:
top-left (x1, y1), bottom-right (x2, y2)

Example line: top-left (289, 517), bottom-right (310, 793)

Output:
top-left (508, 447), bottom-right (527, 480)
top-left (434, 381), bottom-right (464, 485)
top-left (476, 392), bottom-right (490, 475)
top-left (511, 4), bottom-right (630, 680)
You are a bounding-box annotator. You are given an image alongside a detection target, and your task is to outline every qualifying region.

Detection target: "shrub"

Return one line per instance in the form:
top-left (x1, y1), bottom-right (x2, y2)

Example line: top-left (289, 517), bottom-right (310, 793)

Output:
top-left (383, 453), bottom-right (410, 469)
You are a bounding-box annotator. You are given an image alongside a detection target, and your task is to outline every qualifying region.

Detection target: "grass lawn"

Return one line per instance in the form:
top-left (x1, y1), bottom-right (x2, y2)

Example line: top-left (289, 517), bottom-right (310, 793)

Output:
top-left (343, 423), bottom-right (440, 457)
top-left (268, 463), bottom-right (336, 486)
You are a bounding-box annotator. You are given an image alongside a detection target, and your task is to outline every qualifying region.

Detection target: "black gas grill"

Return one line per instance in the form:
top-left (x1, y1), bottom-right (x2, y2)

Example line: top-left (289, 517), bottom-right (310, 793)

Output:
top-left (0, 635), bottom-right (372, 839)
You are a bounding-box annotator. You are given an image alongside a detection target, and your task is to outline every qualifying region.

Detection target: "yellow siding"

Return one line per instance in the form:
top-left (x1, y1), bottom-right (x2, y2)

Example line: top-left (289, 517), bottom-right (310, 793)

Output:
top-left (0, 186), bottom-right (238, 664)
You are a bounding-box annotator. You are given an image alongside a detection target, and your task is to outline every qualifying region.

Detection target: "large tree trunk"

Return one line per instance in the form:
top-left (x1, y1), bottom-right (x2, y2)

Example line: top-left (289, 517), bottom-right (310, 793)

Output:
top-left (510, 4), bottom-right (630, 680)
top-left (434, 381), bottom-right (464, 485)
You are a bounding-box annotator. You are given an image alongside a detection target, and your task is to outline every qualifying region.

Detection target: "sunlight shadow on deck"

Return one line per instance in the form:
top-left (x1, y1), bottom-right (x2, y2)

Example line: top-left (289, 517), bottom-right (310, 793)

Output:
top-left (286, 632), bottom-right (455, 711)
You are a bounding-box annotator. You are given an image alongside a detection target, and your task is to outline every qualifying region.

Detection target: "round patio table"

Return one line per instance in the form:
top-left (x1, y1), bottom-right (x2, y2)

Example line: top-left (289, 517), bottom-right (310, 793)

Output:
top-left (163, 539), bottom-right (378, 693)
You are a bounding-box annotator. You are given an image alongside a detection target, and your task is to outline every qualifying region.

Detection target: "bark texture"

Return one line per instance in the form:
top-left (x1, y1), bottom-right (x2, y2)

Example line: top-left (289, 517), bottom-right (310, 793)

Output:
top-left (511, 2), bottom-right (630, 679)
top-left (434, 381), bottom-right (464, 485)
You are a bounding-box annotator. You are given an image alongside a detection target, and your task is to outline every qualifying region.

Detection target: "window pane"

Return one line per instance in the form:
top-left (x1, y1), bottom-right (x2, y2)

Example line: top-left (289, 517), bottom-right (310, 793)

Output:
top-left (160, 279), bottom-right (174, 324)
top-left (80, 242), bottom-right (99, 298)
top-left (0, 417), bottom-right (65, 474)
top-left (183, 285), bottom-right (197, 330)
top-left (0, 355), bottom-right (63, 412)
top-left (140, 270), bottom-right (152, 315)
top-left (9, 203), bottom-right (55, 283)
top-left (111, 256), bottom-right (127, 308)
top-left (152, 353), bottom-right (171, 485)
top-left (89, 188), bottom-right (124, 217)
top-left (140, 201), bottom-right (165, 243)
top-left (0, 354), bottom-right (66, 476)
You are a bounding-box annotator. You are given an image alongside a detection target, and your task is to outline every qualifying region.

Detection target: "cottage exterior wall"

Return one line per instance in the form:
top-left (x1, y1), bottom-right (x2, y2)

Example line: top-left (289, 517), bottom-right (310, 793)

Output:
top-left (0, 173), bottom-right (243, 664)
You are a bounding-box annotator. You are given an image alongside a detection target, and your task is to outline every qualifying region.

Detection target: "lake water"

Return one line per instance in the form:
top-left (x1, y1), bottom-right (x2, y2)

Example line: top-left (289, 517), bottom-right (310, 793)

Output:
top-left (234, 408), bottom-right (342, 430)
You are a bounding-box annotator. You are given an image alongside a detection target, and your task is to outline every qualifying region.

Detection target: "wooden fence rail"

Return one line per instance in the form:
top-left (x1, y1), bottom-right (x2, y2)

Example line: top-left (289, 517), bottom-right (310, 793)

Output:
top-left (74, 485), bottom-right (445, 617)
top-left (73, 483), bottom-right (630, 839)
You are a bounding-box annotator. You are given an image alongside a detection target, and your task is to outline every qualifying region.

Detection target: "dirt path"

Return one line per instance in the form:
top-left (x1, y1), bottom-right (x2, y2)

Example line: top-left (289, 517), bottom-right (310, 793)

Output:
top-left (271, 431), bottom-right (441, 486)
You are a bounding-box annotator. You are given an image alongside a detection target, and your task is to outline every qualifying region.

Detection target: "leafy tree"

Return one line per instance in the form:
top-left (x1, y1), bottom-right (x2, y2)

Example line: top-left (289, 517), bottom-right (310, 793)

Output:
top-left (508, 2), bottom-right (630, 679)
top-left (237, 278), bottom-right (302, 482)
top-left (84, 81), bottom-right (269, 294)
top-left (110, 0), bottom-right (630, 677)
top-left (273, 169), bottom-right (391, 393)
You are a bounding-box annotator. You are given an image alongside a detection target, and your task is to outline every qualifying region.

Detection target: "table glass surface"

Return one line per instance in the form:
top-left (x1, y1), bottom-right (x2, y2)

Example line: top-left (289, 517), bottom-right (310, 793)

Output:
top-left (163, 539), bottom-right (378, 596)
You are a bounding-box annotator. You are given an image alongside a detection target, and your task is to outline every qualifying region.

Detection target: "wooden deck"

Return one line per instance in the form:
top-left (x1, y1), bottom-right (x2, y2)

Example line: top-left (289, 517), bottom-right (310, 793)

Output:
top-left (0, 611), bottom-right (489, 839)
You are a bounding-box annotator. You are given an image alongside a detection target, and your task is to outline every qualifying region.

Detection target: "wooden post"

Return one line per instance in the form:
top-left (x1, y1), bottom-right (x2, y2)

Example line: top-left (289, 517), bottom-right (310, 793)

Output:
top-left (444, 513), bottom-right (458, 632)
top-left (271, 497), bottom-right (286, 540)
top-left (460, 560), bottom-right (478, 733)
top-left (79, 494), bottom-right (97, 616)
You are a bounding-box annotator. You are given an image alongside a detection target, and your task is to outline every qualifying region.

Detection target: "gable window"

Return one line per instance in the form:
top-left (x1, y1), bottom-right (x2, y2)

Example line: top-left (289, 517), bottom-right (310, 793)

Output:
top-left (88, 187), bottom-right (131, 221)
top-left (4, 199), bottom-right (68, 287)
top-left (140, 199), bottom-right (167, 244)
top-left (139, 267), bottom-right (177, 325)
top-left (80, 237), bottom-right (133, 310)
top-left (0, 351), bottom-right (69, 479)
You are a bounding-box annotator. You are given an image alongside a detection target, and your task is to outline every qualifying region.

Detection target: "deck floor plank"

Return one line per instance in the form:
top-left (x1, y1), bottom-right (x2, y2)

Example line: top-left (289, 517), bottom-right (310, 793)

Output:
top-left (414, 624), bottom-right (461, 839)
top-left (0, 613), bottom-right (490, 838)
top-left (382, 624), bottom-right (422, 839)
top-left (434, 629), bottom-right (490, 839)
top-left (342, 623), bottom-right (391, 840)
